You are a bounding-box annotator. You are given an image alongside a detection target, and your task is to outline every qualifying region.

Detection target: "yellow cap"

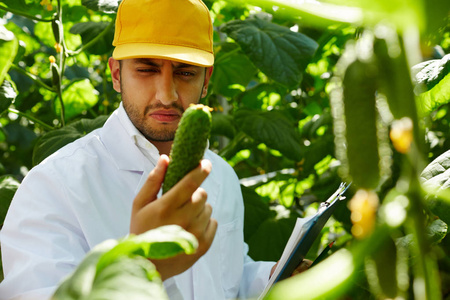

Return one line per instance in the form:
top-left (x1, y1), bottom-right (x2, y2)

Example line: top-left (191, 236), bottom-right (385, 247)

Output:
top-left (112, 0), bottom-right (214, 67)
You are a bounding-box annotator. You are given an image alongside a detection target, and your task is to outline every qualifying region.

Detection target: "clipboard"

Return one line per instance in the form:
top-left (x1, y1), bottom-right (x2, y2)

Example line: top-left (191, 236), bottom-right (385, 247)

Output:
top-left (259, 182), bottom-right (351, 299)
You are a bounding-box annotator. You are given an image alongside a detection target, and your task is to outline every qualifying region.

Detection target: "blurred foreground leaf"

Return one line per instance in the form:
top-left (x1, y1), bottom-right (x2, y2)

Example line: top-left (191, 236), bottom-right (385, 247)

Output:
top-left (52, 225), bottom-right (197, 300)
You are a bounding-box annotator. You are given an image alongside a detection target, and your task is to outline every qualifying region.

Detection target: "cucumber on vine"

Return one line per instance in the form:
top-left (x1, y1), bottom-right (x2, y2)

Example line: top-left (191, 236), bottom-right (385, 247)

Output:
top-left (162, 104), bottom-right (212, 194)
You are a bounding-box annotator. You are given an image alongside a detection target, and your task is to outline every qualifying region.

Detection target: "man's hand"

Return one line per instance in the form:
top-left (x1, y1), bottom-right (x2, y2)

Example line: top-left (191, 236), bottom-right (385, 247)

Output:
top-left (270, 259), bottom-right (313, 279)
top-left (130, 154), bottom-right (218, 280)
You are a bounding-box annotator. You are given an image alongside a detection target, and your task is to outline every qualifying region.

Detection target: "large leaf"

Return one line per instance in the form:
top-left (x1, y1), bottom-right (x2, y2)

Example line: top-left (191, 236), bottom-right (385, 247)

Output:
top-left (32, 115), bottom-right (108, 165)
top-left (421, 149), bottom-right (450, 225)
top-left (0, 80), bottom-right (17, 114)
top-left (234, 109), bottom-right (302, 161)
top-left (211, 112), bottom-right (236, 139)
top-left (81, 0), bottom-right (120, 14)
top-left (69, 21), bottom-right (115, 55)
top-left (53, 225), bottom-right (197, 300)
top-left (0, 25), bottom-right (18, 86)
top-left (416, 73), bottom-right (450, 116)
top-left (57, 79), bottom-right (100, 119)
top-left (87, 256), bottom-right (168, 300)
top-left (241, 185), bottom-right (274, 242)
top-left (413, 54), bottom-right (450, 91)
top-left (247, 214), bottom-right (298, 261)
top-left (96, 225), bottom-right (198, 271)
top-left (221, 17), bottom-right (318, 88)
top-left (211, 43), bottom-right (258, 98)
top-left (237, 83), bottom-right (286, 110)
top-left (0, 175), bottom-right (20, 227)
top-left (301, 135), bottom-right (334, 174)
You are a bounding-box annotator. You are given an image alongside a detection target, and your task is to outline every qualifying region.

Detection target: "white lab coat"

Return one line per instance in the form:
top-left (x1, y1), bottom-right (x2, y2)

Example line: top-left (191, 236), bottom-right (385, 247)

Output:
top-left (0, 104), bottom-right (274, 300)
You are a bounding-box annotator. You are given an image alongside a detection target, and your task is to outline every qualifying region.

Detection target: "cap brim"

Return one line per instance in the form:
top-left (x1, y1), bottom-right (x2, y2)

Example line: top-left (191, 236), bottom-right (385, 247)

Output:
top-left (112, 43), bottom-right (214, 67)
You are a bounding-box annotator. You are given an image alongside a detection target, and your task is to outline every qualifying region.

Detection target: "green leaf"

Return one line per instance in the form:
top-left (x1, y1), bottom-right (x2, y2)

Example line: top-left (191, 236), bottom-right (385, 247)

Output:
top-left (0, 0), bottom-right (55, 19)
top-left (57, 79), bottom-right (100, 119)
top-left (211, 43), bottom-right (257, 97)
top-left (0, 80), bottom-right (16, 114)
top-left (211, 112), bottom-right (236, 139)
top-left (234, 109), bottom-right (302, 161)
top-left (0, 175), bottom-right (20, 227)
top-left (416, 74), bottom-right (450, 116)
top-left (6, 21), bottom-right (41, 57)
top-left (421, 149), bottom-right (450, 225)
top-left (32, 115), bottom-right (108, 166)
top-left (0, 25), bottom-right (18, 86)
top-left (422, 0), bottom-right (450, 40)
top-left (301, 136), bottom-right (335, 174)
top-left (247, 215), bottom-right (297, 261)
top-left (221, 17), bottom-right (318, 88)
top-left (81, 0), bottom-right (120, 14)
top-left (96, 225), bottom-right (198, 272)
top-left (241, 185), bottom-right (273, 242)
top-left (88, 256), bottom-right (168, 300)
top-left (52, 240), bottom-right (119, 300)
top-left (33, 21), bottom-right (54, 48)
top-left (237, 83), bottom-right (285, 110)
top-left (427, 218), bottom-right (447, 244)
top-left (69, 21), bottom-right (115, 55)
top-left (52, 225), bottom-right (196, 300)
top-left (228, 0), bottom-right (362, 29)
top-left (413, 54), bottom-right (450, 91)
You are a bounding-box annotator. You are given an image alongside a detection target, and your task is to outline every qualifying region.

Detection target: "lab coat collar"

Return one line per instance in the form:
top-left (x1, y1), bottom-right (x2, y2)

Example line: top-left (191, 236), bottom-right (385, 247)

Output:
top-left (99, 106), bottom-right (154, 173)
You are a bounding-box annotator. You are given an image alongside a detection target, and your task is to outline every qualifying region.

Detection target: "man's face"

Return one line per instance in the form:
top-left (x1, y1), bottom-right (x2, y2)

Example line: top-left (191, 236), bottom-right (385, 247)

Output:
top-left (109, 58), bottom-right (212, 142)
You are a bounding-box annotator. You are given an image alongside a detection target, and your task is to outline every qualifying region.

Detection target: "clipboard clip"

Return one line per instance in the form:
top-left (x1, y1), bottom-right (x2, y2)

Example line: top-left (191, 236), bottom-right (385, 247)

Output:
top-left (319, 182), bottom-right (352, 210)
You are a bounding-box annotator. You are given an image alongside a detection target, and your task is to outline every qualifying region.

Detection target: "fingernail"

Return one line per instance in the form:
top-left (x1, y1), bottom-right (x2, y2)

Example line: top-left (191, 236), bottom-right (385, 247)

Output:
top-left (201, 159), bottom-right (212, 171)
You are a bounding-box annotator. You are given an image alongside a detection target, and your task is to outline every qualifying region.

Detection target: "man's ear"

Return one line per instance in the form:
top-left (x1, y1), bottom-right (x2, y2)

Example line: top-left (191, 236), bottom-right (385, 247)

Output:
top-left (109, 57), bottom-right (121, 93)
top-left (201, 66), bottom-right (214, 98)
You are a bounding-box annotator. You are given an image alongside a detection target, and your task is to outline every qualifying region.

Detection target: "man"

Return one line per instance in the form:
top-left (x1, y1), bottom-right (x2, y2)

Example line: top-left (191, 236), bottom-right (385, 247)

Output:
top-left (0, 0), bottom-right (277, 299)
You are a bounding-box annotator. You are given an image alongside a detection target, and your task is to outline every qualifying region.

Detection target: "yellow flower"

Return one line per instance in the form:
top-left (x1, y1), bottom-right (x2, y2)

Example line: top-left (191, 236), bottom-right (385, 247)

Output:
top-left (348, 189), bottom-right (379, 239)
top-left (390, 117), bottom-right (413, 154)
top-left (49, 55), bottom-right (56, 64)
top-left (54, 43), bottom-right (62, 53)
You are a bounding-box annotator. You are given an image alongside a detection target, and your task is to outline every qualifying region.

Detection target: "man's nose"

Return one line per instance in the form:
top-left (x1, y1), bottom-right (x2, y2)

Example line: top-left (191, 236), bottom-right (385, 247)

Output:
top-left (156, 71), bottom-right (178, 105)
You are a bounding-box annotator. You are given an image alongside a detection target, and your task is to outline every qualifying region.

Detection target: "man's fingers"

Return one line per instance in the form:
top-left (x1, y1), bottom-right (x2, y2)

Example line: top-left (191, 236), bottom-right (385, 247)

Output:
top-left (291, 259), bottom-right (313, 276)
top-left (196, 218), bottom-right (218, 255)
top-left (186, 201), bottom-right (212, 236)
top-left (133, 155), bottom-right (169, 212)
top-left (164, 159), bottom-right (211, 208)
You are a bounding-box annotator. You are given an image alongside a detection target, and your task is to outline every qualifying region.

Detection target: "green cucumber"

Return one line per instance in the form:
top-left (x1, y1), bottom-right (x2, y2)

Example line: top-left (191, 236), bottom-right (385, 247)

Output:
top-left (162, 104), bottom-right (212, 194)
top-left (342, 58), bottom-right (380, 189)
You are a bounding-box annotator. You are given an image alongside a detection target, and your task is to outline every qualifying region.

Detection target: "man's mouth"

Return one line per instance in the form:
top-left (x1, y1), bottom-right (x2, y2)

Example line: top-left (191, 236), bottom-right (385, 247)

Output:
top-left (149, 110), bottom-right (182, 123)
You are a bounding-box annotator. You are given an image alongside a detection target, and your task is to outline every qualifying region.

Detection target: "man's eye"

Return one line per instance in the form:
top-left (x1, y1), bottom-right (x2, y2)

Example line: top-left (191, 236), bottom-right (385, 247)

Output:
top-left (177, 71), bottom-right (195, 77)
top-left (137, 68), bottom-right (158, 73)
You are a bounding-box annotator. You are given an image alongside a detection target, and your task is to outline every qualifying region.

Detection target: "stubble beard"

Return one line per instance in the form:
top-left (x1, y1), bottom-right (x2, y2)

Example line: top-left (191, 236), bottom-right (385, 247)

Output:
top-left (122, 97), bottom-right (184, 143)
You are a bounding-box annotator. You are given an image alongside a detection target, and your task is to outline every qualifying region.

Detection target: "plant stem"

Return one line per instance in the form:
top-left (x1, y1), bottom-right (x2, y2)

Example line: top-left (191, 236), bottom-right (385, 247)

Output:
top-left (8, 108), bottom-right (54, 131)
top-left (68, 20), bottom-right (115, 56)
top-left (0, 5), bottom-right (53, 22)
top-left (55, 0), bottom-right (65, 126)
top-left (10, 64), bottom-right (56, 92)
top-left (214, 47), bottom-right (241, 65)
